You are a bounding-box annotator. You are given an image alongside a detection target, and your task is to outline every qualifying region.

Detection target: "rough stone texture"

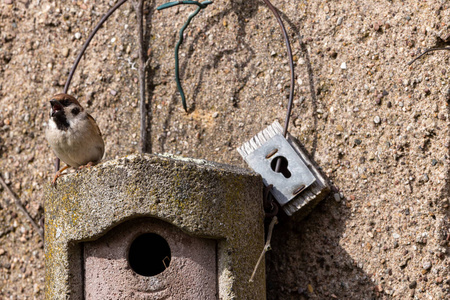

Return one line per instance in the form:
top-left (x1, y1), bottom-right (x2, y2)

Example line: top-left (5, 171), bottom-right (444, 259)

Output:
top-left (0, 0), bottom-right (449, 299)
top-left (84, 218), bottom-right (217, 299)
top-left (44, 154), bottom-right (265, 299)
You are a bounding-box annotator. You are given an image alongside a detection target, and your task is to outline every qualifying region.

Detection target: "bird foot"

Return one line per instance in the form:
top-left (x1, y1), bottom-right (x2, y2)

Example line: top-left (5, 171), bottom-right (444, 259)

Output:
top-left (51, 172), bottom-right (61, 186)
top-left (52, 165), bottom-right (70, 186)
top-left (78, 161), bottom-right (94, 170)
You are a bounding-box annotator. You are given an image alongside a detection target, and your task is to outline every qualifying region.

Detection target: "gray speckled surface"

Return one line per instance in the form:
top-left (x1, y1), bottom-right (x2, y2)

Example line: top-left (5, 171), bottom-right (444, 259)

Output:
top-left (45, 154), bottom-right (265, 299)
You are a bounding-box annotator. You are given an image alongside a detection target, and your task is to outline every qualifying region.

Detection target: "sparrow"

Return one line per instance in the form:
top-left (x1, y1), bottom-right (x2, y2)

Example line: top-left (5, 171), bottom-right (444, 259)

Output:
top-left (45, 93), bottom-right (105, 185)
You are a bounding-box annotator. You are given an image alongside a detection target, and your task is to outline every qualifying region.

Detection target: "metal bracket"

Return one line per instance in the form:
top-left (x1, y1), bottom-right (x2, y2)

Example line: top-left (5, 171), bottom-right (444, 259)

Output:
top-left (244, 134), bottom-right (315, 205)
top-left (238, 121), bottom-right (330, 216)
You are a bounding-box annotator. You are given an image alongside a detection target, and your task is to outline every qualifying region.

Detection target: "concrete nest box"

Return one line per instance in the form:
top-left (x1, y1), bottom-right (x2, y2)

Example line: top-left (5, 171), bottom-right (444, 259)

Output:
top-left (45, 154), bottom-right (265, 299)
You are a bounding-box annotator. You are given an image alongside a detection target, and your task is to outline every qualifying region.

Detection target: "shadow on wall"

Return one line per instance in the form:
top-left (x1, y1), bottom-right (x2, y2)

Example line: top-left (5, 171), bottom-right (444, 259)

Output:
top-left (150, 0), bottom-right (322, 157)
top-left (144, 0), bottom-right (156, 153)
top-left (266, 149), bottom-right (377, 299)
top-left (264, 10), bottom-right (378, 300)
top-left (144, 2), bottom-right (380, 298)
top-left (153, 0), bottom-right (259, 153)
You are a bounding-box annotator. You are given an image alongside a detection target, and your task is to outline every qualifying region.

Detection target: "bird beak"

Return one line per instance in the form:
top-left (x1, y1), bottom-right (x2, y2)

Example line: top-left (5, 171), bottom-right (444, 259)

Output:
top-left (50, 100), bottom-right (63, 117)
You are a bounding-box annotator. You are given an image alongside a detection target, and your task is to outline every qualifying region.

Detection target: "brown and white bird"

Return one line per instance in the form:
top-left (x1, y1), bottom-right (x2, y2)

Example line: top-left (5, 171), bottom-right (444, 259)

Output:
top-left (45, 93), bottom-right (105, 184)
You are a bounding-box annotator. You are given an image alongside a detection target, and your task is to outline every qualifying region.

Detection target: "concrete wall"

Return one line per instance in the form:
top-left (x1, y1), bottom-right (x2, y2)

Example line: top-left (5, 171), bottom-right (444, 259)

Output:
top-left (0, 0), bottom-right (448, 298)
top-left (45, 154), bottom-right (265, 299)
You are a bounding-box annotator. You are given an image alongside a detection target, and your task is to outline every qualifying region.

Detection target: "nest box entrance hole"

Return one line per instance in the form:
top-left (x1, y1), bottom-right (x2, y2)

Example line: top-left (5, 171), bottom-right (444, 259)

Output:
top-left (128, 233), bottom-right (171, 276)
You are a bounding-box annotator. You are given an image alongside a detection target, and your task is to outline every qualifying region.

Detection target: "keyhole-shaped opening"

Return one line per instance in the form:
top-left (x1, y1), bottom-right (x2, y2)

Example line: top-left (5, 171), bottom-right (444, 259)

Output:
top-left (270, 156), bottom-right (291, 178)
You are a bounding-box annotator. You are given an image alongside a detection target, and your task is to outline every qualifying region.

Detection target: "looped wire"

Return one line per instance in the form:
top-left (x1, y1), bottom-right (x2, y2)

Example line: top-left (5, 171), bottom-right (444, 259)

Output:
top-left (263, 184), bottom-right (279, 218)
top-left (157, 1), bottom-right (214, 112)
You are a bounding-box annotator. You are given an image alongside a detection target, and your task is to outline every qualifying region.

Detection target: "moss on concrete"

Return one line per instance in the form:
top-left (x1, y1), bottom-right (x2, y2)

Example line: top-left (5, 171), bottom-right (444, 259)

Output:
top-left (45, 153), bottom-right (265, 299)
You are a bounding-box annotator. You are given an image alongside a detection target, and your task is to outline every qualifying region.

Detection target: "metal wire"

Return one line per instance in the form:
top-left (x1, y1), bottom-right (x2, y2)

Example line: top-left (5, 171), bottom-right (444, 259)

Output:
top-left (157, 1), bottom-right (213, 112)
top-left (56, 0), bottom-right (296, 175)
top-left (261, 0), bottom-right (295, 138)
top-left (64, 0), bottom-right (129, 94)
top-left (158, 0), bottom-right (295, 127)
top-left (263, 184), bottom-right (279, 217)
top-left (157, 0), bottom-right (211, 10)
top-left (55, 0), bottom-right (129, 172)
top-left (261, 0), bottom-right (296, 181)
top-left (408, 47), bottom-right (450, 66)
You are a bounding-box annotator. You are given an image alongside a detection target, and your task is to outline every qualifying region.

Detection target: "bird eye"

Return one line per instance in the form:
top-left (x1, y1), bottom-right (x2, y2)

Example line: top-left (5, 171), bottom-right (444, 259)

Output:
top-left (59, 99), bottom-right (72, 107)
top-left (71, 107), bottom-right (80, 116)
